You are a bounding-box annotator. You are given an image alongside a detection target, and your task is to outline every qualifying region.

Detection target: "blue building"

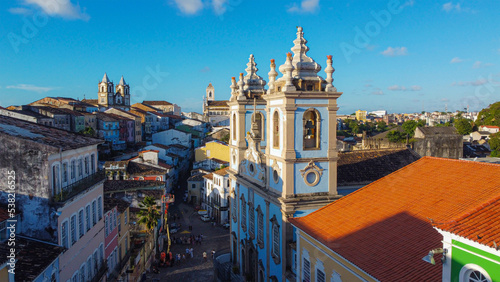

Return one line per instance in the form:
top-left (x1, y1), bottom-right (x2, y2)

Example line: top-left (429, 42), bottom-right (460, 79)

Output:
top-left (228, 27), bottom-right (342, 281)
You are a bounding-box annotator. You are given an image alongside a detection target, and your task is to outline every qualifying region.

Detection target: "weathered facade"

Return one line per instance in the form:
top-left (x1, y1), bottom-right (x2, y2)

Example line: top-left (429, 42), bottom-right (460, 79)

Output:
top-left (413, 127), bottom-right (463, 159)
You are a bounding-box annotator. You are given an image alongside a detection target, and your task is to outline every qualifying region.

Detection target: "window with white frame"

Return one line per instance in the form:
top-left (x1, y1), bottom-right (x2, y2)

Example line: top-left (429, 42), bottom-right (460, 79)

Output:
top-left (97, 196), bottom-right (102, 220)
top-left (303, 257), bottom-right (311, 282)
top-left (460, 264), bottom-right (491, 282)
top-left (63, 162), bottom-right (68, 183)
top-left (61, 220), bottom-right (69, 248)
top-left (86, 205), bottom-right (91, 231)
top-left (270, 215), bottom-right (280, 264)
top-left (85, 156), bottom-right (89, 175)
top-left (249, 202), bottom-right (255, 239)
top-left (241, 195), bottom-right (247, 232)
top-left (99, 244), bottom-right (104, 267)
top-left (316, 259), bottom-right (326, 282)
top-left (78, 209), bottom-right (84, 238)
top-left (71, 160), bottom-right (76, 180)
top-left (331, 271), bottom-right (342, 282)
top-left (92, 200), bottom-right (97, 226)
top-left (256, 205), bottom-right (264, 248)
top-left (52, 164), bottom-right (60, 194)
top-left (70, 215), bottom-right (77, 245)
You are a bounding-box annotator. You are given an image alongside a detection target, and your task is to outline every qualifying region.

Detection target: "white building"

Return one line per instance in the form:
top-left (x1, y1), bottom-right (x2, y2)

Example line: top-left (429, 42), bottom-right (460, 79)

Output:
top-left (202, 167), bottom-right (230, 224)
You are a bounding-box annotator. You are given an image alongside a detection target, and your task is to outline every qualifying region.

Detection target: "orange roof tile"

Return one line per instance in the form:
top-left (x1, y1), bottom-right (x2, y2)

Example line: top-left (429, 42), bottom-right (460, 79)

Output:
top-left (213, 167), bottom-right (230, 176)
top-left (290, 157), bottom-right (500, 282)
top-left (202, 174), bottom-right (214, 180)
top-left (435, 195), bottom-right (500, 249)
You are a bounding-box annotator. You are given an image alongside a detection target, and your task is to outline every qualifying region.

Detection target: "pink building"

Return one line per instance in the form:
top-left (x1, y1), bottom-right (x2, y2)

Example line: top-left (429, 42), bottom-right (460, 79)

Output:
top-left (104, 205), bottom-right (119, 278)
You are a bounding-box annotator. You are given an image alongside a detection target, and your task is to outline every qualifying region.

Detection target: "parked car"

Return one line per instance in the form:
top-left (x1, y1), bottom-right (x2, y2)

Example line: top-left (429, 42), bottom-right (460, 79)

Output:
top-left (198, 210), bottom-right (208, 216)
top-left (201, 215), bottom-right (211, 222)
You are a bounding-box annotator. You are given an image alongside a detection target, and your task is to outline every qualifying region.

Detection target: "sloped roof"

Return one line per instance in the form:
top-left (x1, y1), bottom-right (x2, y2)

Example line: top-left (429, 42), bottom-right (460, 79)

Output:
top-left (143, 100), bottom-right (172, 106)
top-left (337, 148), bottom-right (420, 186)
top-left (290, 157), bottom-right (500, 281)
top-left (202, 174), bottom-right (214, 180)
top-left (82, 99), bottom-right (98, 105)
top-left (104, 196), bottom-right (131, 213)
top-left (104, 180), bottom-right (165, 193)
top-left (213, 167), bottom-right (230, 176)
top-left (435, 195), bottom-right (500, 249)
top-left (0, 237), bottom-right (64, 281)
top-left (416, 126), bottom-right (459, 136)
top-left (0, 115), bottom-right (102, 151)
top-left (127, 162), bottom-right (167, 176)
top-left (188, 173), bottom-right (206, 182)
top-left (207, 100), bottom-right (229, 107)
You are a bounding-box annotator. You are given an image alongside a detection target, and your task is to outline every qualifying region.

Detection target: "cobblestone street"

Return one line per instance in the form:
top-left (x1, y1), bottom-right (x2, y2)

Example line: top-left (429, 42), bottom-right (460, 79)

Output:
top-left (147, 200), bottom-right (230, 282)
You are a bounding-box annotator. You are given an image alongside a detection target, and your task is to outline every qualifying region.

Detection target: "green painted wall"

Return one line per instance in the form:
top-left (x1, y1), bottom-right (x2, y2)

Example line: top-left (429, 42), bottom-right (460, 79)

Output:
top-left (451, 240), bottom-right (500, 282)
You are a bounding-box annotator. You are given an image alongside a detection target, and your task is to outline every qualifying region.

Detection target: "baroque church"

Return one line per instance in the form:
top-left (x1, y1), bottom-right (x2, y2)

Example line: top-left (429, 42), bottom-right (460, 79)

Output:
top-left (229, 27), bottom-right (342, 281)
top-left (203, 82), bottom-right (230, 125)
top-left (97, 73), bottom-right (130, 111)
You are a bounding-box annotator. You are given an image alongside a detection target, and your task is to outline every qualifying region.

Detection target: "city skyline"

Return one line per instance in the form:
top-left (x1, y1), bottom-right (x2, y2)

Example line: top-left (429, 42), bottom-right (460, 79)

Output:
top-left (1, 0), bottom-right (499, 114)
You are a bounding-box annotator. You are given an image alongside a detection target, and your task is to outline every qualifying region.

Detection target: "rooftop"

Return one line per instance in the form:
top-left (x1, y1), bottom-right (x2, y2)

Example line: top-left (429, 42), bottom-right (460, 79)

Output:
top-left (187, 173), bottom-right (206, 182)
top-left (416, 126), bottom-right (459, 136)
top-left (435, 195), bottom-right (500, 249)
top-left (337, 148), bottom-right (420, 186)
top-left (213, 167), bottom-right (230, 176)
top-left (206, 100), bottom-right (229, 107)
top-left (104, 180), bottom-right (165, 193)
top-left (0, 115), bottom-right (103, 151)
top-left (104, 196), bottom-right (131, 213)
top-left (0, 236), bottom-right (64, 281)
top-left (290, 157), bottom-right (500, 281)
top-left (143, 100), bottom-right (173, 106)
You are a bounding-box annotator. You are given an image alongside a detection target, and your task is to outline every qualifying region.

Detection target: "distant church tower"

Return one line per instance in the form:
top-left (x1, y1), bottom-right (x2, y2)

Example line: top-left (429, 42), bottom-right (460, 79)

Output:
top-left (228, 27), bottom-right (342, 281)
top-left (98, 73), bottom-right (114, 109)
top-left (97, 73), bottom-right (130, 111)
top-left (206, 82), bottom-right (215, 101)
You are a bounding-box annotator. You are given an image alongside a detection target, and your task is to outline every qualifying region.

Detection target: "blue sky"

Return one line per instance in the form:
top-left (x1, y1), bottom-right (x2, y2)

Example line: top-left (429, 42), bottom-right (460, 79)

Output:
top-left (0, 0), bottom-right (499, 114)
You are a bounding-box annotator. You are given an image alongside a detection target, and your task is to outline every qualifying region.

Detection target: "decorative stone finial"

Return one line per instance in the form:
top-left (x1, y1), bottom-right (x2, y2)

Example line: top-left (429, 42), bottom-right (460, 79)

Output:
top-left (243, 54), bottom-right (266, 94)
top-left (280, 53), bottom-right (295, 92)
top-left (290, 26), bottom-right (321, 78)
top-left (237, 73), bottom-right (246, 100)
top-left (325, 55), bottom-right (336, 92)
top-left (230, 76), bottom-right (237, 98)
top-left (267, 59), bottom-right (278, 94)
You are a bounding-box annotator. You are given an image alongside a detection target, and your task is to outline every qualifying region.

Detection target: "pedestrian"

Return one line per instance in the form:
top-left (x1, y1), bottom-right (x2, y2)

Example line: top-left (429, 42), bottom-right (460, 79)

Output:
top-left (212, 249), bottom-right (215, 259)
top-left (203, 251), bottom-right (207, 261)
top-left (182, 254), bottom-right (186, 261)
top-left (190, 248), bottom-right (194, 258)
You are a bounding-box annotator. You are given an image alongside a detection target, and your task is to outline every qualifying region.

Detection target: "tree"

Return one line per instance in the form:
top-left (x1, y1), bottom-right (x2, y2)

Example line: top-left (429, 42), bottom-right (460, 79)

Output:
top-left (138, 196), bottom-right (161, 232)
top-left (454, 118), bottom-right (474, 135)
top-left (476, 101), bottom-right (500, 127)
top-left (387, 130), bottom-right (406, 143)
top-left (82, 126), bottom-right (95, 137)
top-left (489, 133), bottom-right (500, 157)
top-left (220, 133), bottom-right (230, 143)
top-left (376, 121), bottom-right (388, 132)
top-left (402, 120), bottom-right (418, 137)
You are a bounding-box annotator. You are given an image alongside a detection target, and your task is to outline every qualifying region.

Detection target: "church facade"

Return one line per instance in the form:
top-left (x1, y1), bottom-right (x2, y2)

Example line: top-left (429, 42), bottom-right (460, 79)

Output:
top-left (97, 73), bottom-right (130, 111)
top-left (228, 27), bottom-right (342, 281)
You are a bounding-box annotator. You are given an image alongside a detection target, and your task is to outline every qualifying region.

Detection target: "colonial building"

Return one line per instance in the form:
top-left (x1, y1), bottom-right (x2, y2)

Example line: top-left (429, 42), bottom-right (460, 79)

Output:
top-left (203, 83), bottom-right (230, 125)
top-left (97, 73), bottom-right (130, 111)
top-left (228, 27), bottom-right (342, 281)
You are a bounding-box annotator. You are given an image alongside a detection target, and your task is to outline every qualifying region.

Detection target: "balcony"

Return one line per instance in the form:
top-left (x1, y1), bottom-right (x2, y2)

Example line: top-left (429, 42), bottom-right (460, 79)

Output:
top-left (53, 170), bottom-right (106, 203)
top-left (91, 261), bottom-right (108, 282)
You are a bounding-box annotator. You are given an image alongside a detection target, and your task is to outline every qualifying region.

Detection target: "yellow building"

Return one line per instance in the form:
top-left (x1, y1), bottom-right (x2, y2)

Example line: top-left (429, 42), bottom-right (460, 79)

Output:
top-left (355, 109), bottom-right (367, 122)
top-left (194, 140), bottom-right (230, 162)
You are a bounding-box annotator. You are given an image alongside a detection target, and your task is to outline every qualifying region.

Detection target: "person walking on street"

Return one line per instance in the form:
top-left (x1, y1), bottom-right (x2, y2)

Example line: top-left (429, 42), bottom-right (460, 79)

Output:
top-left (190, 248), bottom-right (194, 258)
top-left (212, 249), bottom-right (215, 259)
top-left (203, 251), bottom-right (207, 261)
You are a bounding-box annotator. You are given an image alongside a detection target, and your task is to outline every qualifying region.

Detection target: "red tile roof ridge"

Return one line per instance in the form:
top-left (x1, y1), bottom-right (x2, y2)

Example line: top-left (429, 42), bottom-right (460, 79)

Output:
top-left (433, 193), bottom-right (500, 228)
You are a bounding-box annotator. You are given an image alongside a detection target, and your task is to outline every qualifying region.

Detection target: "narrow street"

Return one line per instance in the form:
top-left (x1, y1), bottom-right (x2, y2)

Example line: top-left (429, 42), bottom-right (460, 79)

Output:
top-left (148, 185), bottom-right (230, 281)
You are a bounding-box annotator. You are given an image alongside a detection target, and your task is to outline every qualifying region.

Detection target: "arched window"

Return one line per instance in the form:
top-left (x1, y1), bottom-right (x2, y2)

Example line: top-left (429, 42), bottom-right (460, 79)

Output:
top-left (303, 109), bottom-right (321, 150)
top-left (273, 111), bottom-right (280, 148)
top-left (232, 114), bottom-right (237, 141)
top-left (252, 112), bottom-right (264, 139)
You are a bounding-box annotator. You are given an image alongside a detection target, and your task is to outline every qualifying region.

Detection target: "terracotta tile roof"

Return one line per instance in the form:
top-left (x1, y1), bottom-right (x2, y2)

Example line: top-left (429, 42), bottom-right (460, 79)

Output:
top-left (104, 196), bottom-right (131, 213)
top-left (337, 148), bottom-right (420, 186)
top-left (203, 173), bottom-right (214, 180)
top-left (213, 167), bottom-right (230, 176)
top-left (0, 236), bottom-right (64, 281)
top-left (127, 162), bottom-right (167, 176)
top-left (434, 195), bottom-right (500, 249)
top-left (151, 143), bottom-right (170, 150)
top-left (143, 100), bottom-right (172, 106)
top-left (158, 160), bottom-right (173, 169)
top-left (0, 115), bottom-right (103, 150)
top-left (104, 180), bottom-right (165, 192)
top-left (207, 100), bottom-right (229, 107)
top-left (290, 157), bottom-right (500, 282)
top-left (188, 173), bottom-right (206, 182)
top-left (82, 99), bottom-right (98, 105)
top-left (481, 125), bottom-right (499, 129)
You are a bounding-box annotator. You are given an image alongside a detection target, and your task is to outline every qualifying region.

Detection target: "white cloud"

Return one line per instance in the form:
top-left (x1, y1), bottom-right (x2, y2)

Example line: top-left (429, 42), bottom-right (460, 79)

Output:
top-left (23, 0), bottom-right (89, 20)
top-left (473, 61), bottom-right (494, 69)
top-left (172, 0), bottom-right (204, 15)
top-left (6, 84), bottom-right (56, 93)
top-left (381, 47), bottom-right (408, 57)
top-left (8, 7), bottom-right (32, 15)
top-left (450, 57), bottom-right (463, 63)
top-left (287, 0), bottom-right (320, 13)
top-left (211, 0), bottom-right (227, 15)
top-left (442, 2), bottom-right (474, 13)
top-left (387, 85), bottom-right (422, 91)
top-left (452, 79), bottom-right (488, 86)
